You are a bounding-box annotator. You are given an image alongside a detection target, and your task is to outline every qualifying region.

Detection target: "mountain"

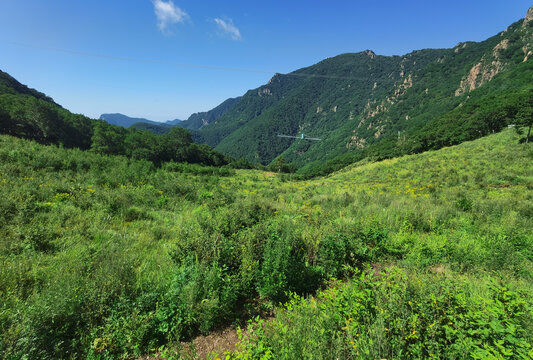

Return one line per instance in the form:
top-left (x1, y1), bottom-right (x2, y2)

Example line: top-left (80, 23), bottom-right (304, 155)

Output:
top-left (164, 119), bottom-right (183, 125)
top-left (0, 73), bottom-right (229, 167)
top-left (0, 70), bottom-right (59, 105)
top-left (176, 96), bottom-right (242, 131)
top-left (195, 6), bottom-right (533, 173)
top-left (99, 95), bottom-right (241, 132)
top-left (99, 113), bottom-right (167, 128)
top-left (2, 6), bottom-right (531, 175)
top-left (0, 70), bottom-right (94, 148)
top-left (101, 95), bottom-right (241, 134)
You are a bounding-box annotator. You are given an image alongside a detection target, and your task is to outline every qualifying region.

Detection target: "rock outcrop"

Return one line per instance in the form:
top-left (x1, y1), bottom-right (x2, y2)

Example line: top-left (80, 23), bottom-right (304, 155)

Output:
top-left (523, 6), bottom-right (533, 26)
top-left (364, 50), bottom-right (376, 59)
top-left (258, 88), bottom-right (272, 97)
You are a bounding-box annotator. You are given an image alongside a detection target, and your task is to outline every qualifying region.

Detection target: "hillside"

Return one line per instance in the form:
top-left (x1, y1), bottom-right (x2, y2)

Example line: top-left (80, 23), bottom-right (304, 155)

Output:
top-left (195, 7), bottom-right (533, 172)
top-left (177, 96), bottom-right (242, 131)
top-left (0, 69), bottom-right (58, 104)
top-left (0, 70), bottom-right (232, 167)
top-left (0, 69), bottom-right (94, 148)
top-left (226, 129), bottom-right (532, 359)
top-left (0, 129), bottom-right (531, 359)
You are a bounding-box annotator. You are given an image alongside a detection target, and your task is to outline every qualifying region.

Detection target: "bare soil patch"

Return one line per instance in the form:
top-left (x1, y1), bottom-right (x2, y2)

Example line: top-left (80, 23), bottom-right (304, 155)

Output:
top-left (180, 327), bottom-right (241, 359)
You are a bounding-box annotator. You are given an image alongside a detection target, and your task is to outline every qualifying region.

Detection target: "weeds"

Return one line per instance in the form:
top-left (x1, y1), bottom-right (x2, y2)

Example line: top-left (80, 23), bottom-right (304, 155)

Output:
top-left (0, 130), bottom-right (531, 359)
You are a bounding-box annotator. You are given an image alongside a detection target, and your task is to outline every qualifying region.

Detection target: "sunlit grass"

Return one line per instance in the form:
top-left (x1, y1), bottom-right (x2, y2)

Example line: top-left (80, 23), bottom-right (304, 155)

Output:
top-left (0, 129), bottom-right (531, 359)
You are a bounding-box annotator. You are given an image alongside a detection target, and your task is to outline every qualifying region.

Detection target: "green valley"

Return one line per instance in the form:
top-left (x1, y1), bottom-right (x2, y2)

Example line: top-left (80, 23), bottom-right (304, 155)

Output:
top-left (0, 128), bottom-right (531, 359)
top-left (1, 5), bottom-right (533, 360)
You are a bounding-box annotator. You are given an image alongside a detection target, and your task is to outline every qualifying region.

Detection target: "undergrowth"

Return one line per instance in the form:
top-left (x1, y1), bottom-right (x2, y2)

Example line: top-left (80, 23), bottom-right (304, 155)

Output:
top-left (0, 129), bottom-right (531, 359)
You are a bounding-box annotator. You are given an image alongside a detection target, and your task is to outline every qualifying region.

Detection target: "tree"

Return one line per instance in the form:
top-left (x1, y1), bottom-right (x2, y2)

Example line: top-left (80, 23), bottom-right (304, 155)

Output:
top-left (514, 93), bottom-right (533, 143)
top-left (269, 156), bottom-right (295, 173)
top-left (90, 121), bottom-right (127, 155)
top-left (153, 127), bottom-right (193, 164)
top-left (0, 99), bottom-right (16, 135)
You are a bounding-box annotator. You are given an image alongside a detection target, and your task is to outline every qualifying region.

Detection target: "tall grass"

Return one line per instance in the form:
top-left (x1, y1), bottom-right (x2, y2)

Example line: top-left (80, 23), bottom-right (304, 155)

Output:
top-left (0, 129), bottom-right (531, 359)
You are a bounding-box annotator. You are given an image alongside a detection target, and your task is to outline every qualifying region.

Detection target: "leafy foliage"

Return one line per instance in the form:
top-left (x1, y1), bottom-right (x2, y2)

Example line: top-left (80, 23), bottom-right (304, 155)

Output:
top-left (0, 129), bottom-right (531, 359)
top-left (233, 271), bottom-right (532, 359)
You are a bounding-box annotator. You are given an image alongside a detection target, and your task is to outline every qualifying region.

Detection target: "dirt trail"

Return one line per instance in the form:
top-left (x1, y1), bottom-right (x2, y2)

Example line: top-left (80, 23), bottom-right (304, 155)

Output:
top-left (180, 327), bottom-right (241, 359)
top-left (140, 326), bottom-right (242, 360)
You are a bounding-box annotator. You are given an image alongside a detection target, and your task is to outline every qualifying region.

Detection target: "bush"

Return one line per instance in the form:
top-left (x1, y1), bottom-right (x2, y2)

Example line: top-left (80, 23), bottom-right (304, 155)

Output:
top-left (259, 231), bottom-right (322, 303)
top-left (233, 270), bottom-right (533, 360)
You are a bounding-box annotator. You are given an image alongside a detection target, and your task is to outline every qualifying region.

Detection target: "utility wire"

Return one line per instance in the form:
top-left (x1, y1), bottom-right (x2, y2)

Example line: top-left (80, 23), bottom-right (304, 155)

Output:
top-left (6, 40), bottom-right (372, 81)
top-left (7, 41), bottom-right (274, 74)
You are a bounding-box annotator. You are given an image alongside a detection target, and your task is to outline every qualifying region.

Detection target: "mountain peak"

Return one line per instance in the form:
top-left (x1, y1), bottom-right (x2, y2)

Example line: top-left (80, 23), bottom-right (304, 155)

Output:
top-left (524, 6), bottom-right (533, 26)
top-left (363, 49), bottom-right (376, 59)
top-left (267, 73), bottom-right (281, 85)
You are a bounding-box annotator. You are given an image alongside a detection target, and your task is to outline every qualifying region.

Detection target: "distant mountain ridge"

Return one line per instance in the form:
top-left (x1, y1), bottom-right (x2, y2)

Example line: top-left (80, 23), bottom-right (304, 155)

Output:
top-left (177, 96), bottom-right (242, 131)
top-left (99, 96), bottom-right (241, 133)
top-left (165, 119), bottom-right (184, 126)
top-left (99, 113), bottom-right (180, 128)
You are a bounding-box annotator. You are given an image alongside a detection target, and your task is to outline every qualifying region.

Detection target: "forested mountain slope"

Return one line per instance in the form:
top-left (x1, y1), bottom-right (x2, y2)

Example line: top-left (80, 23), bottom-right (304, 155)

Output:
top-left (0, 70), bottom-right (94, 148)
top-left (196, 7), bottom-right (533, 172)
top-left (178, 96), bottom-right (242, 131)
top-left (0, 70), bottom-right (58, 104)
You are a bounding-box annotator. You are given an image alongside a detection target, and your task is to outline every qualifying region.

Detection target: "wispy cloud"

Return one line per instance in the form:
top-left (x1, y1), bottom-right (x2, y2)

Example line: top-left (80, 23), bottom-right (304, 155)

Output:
top-left (153, 0), bottom-right (188, 34)
top-left (214, 18), bottom-right (242, 41)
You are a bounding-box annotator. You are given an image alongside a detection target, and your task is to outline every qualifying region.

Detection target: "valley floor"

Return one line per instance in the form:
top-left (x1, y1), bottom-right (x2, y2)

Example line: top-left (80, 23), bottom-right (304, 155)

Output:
top-left (0, 129), bottom-right (531, 359)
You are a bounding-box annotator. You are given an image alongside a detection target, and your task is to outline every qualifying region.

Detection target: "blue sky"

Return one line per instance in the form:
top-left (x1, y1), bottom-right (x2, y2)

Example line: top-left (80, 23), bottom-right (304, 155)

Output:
top-left (0, 1), bottom-right (531, 121)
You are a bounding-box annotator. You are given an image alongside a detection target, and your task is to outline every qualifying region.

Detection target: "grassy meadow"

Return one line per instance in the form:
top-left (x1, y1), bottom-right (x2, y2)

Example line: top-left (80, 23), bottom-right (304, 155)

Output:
top-left (0, 129), bottom-right (531, 359)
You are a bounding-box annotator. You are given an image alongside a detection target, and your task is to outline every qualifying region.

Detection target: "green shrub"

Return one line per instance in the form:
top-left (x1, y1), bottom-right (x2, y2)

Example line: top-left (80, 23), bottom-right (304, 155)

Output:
top-left (0, 130), bottom-right (531, 359)
top-left (232, 270), bottom-right (533, 360)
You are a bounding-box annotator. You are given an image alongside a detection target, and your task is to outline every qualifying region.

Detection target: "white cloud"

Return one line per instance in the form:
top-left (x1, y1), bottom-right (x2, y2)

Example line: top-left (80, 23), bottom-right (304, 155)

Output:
top-left (214, 18), bottom-right (242, 41)
top-left (153, 0), bottom-right (188, 34)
